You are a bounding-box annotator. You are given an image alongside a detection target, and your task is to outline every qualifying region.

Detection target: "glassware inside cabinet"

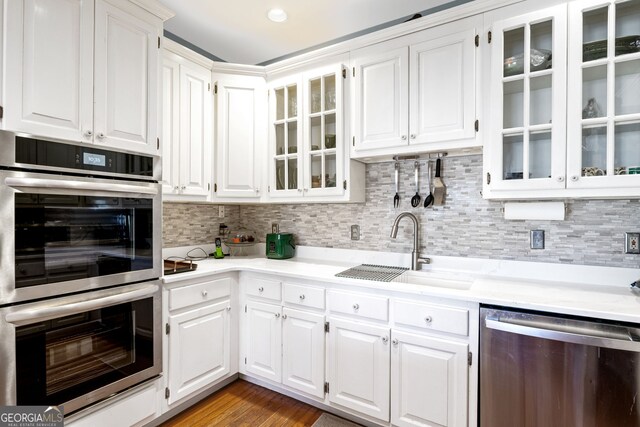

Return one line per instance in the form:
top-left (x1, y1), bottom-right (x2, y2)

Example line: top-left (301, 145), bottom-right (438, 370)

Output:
top-left (324, 75), bottom-right (336, 111)
top-left (276, 159), bottom-right (285, 190)
top-left (504, 27), bottom-right (525, 77)
top-left (287, 121), bottom-right (297, 153)
top-left (582, 66), bottom-right (607, 118)
top-left (310, 78), bottom-right (321, 114)
top-left (325, 154), bottom-right (336, 188)
top-left (276, 88), bottom-right (285, 120)
top-left (287, 158), bottom-right (298, 189)
top-left (311, 155), bottom-right (322, 188)
top-left (287, 85), bottom-right (297, 118)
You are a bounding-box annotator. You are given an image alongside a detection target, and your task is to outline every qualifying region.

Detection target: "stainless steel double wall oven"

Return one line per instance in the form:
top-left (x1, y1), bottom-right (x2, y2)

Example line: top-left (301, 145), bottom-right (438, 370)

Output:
top-left (0, 132), bottom-right (162, 414)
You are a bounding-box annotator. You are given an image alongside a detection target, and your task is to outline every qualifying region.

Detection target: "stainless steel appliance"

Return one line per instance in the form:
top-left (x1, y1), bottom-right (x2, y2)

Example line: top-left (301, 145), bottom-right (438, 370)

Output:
top-left (0, 132), bottom-right (161, 305)
top-left (0, 132), bottom-right (163, 414)
top-left (0, 282), bottom-right (161, 414)
top-left (480, 306), bottom-right (640, 427)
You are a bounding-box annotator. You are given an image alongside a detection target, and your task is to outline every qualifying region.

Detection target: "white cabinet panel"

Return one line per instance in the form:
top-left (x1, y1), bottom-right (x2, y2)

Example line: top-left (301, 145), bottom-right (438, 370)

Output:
top-left (282, 308), bottom-right (325, 399)
top-left (327, 317), bottom-right (390, 422)
top-left (168, 299), bottom-right (231, 405)
top-left (352, 46), bottom-right (408, 151)
top-left (410, 27), bottom-right (476, 144)
top-left (216, 78), bottom-right (264, 198)
top-left (94, 0), bottom-right (160, 155)
top-left (161, 56), bottom-right (180, 194)
top-left (179, 62), bottom-right (212, 197)
top-left (391, 330), bottom-right (468, 427)
top-left (5, 0), bottom-right (93, 141)
top-left (246, 301), bottom-right (282, 383)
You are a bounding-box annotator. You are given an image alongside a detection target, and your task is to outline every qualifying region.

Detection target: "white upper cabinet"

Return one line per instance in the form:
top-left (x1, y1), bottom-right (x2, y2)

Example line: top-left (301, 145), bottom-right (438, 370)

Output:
top-left (214, 76), bottom-right (265, 199)
top-left (162, 42), bottom-right (212, 201)
top-left (484, 4), bottom-right (568, 197)
top-left (351, 15), bottom-right (481, 159)
top-left (566, 0), bottom-right (640, 192)
top-left (4, 0), bottom-right (94, 142)
top-left (4, 0), bottom-right (165, 155)
top-left (267, 63), bottom-right (364, 202)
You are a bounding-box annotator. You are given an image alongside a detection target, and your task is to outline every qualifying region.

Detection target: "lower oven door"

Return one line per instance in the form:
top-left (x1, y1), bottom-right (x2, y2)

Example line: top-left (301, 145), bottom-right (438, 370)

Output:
top-left (0, 281), bottom-right (161, 414)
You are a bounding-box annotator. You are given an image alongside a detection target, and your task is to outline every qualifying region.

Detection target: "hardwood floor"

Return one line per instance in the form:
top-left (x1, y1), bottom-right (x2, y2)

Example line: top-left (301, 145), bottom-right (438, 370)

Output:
top-left (161, 380), bottom-right (324, 427)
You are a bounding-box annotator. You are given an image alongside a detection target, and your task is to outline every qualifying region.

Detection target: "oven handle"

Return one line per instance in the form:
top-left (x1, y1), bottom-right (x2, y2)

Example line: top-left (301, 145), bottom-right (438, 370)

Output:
top-left (5, 176), bottom-right (158, 196)
top-left (5, 284), bottom-right (158, 326)
top-left (485, 317), bottom-right (640, 352)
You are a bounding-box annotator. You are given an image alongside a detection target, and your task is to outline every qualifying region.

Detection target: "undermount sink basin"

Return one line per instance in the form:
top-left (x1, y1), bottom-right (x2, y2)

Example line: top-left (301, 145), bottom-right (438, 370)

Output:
top-left (393, 270), bottom-right (473, 290)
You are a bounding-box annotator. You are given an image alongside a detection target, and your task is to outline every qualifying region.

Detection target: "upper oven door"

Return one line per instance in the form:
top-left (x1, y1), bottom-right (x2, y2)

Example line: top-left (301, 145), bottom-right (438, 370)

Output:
top-left (0, 169), bottom-right (161, 305)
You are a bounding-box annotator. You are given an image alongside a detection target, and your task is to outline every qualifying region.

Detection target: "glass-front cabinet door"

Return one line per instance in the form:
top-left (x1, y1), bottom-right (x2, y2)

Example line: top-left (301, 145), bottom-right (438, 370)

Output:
top-left (567, 0), bottom-right (640, 189)
top-left (303, 65), bottom-right (344, 197)
top-left (487, 4), bottom-right (568, 193)
top-left (269, 77), bottom-right (302, 198)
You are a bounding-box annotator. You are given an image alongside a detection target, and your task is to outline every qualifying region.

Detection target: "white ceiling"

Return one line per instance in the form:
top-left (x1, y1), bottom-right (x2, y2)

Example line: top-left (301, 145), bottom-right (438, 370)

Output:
top-left (160, 0), bottom-right (464, 65)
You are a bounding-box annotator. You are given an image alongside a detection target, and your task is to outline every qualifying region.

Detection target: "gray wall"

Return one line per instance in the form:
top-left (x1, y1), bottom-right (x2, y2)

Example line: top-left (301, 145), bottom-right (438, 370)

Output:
top-left (163, 155), bottom-right (640, 268)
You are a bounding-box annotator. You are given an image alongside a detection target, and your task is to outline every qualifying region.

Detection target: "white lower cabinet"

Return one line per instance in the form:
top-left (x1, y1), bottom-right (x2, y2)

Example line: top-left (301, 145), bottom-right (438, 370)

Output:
top-left (167, 299), bottom-right (231, 405)
top-left (327, 317), bottom-right (390, 422)
top-left (282, 307), bottom-right (325, 399)
top-left (391, 330), bottom-right (469, 427)
top-left (165, 276), bottom-right (234, 407)
top-left (245, 300), bottom-right (282, 383)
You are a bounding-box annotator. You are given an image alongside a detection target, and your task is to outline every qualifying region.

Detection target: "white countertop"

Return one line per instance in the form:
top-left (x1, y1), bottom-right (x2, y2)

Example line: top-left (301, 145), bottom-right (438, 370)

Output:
top-left (163, 245), bottom-right (640, 323)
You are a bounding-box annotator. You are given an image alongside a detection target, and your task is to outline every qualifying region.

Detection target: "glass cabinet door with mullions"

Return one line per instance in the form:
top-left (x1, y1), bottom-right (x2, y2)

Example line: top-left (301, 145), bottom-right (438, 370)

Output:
top-left (304, 66), bottom-right (344, 196)
top-left (488, 4), bottom-right (567, 192)
top-left (567, 0), bottom-right (640, 189)
top-left (271, 79), bottom-right (302, 197)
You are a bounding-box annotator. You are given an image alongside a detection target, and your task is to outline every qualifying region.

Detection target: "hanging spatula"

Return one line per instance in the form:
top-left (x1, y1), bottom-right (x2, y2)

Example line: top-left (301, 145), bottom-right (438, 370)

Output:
top-left (433, 157), bottom-right (446, 205)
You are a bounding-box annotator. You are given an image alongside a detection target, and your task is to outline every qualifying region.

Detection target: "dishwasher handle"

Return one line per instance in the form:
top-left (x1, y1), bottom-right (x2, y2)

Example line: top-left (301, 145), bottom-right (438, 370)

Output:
top-left (485, 317), bottom-right (640, 353)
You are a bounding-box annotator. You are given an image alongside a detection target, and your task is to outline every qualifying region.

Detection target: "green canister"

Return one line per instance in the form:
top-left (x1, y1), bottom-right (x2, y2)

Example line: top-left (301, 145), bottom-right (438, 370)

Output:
top-left (266, 233), bottom-right (295, 259)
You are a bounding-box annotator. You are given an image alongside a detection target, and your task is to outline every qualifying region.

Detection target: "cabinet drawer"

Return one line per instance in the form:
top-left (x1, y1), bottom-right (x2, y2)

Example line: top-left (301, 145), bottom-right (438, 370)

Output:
top-left (328, 290), bottom-right (388, 322)
top-left (283, 283), bottom-right (325, 310)
top-left (245, 277), bottom-right (282, 301)
top-left (393, 299), bottom-right (468, 336)
top-left (169, 277), bottom-right (231, 311)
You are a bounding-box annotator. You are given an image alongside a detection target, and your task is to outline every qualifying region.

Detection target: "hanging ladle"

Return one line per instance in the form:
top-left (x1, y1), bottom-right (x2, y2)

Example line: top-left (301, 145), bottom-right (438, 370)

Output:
top-left (411, 161), bottom-right (421, 207)
top-left (424, 161), bottom-right (434, 208)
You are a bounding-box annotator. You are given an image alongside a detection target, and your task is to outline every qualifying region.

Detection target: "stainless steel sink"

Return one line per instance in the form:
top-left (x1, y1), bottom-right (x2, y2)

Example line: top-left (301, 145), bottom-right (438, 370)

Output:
top-left (393, 270), bottom-right (473, 290)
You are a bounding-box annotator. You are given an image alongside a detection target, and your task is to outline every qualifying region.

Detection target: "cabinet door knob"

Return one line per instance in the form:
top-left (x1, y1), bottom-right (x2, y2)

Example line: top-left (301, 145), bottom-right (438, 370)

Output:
top-left (299, 294), bottom-right (305, 300)
top-left (571, 175), bottom-right (579, 182)
top-left (201, 290), bottom-right (208, 298)
top-left (226, 306), bottom-right (231, 311)
top-left (282, 314), bottom-right (288, 319)
top-left (181, 185), bottom-right (186, 190)
top-left (173, 186), bottom-right (179, 191)
top-left (275, 313), bottom-right (281, 318)
top-left (353, 303), bottom-right (359, 311)
top-left (258, 286), bottom-right (264, 292)
top-left (84, 130), bottom-right (93, 137)
top-left (381, 336), bottom-right (389, 343)
top-left (96, 132), bottom-right (105, 139)
top-left (557, 176), bottom-right (565, 182)
top-left (255, 188), bottom-right (260, 194)
top-left (297, 188), bottom-right (303, 193)
top-left (410, 134), bottom-right (416, 139)
top-left (425, 316), bottom-right (433, 323)
top-left (401, 135), bottom-right (407, 140)
top-left (392, 338), bottom-right (399, 346)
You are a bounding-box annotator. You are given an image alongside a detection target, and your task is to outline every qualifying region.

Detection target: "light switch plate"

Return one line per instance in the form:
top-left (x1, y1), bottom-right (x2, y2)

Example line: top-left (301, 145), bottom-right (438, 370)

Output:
top-left (530, 230), bottom-right (544, 249)
top-left (350, 225), bottom-right (360, 241)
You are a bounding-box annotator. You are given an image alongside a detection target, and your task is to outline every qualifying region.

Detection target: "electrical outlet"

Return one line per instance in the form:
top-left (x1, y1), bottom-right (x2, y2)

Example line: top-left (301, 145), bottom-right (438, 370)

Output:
top-left (625, 232), bottom-right (640, 254)
top-left (271, 223), bottom-right (279, 233)
top-left (530, 230), bottom-right (544, 249)
top-left (218, 206), bottom-right (225, 218)
top-left (350, 225), bottom-right (360, 241)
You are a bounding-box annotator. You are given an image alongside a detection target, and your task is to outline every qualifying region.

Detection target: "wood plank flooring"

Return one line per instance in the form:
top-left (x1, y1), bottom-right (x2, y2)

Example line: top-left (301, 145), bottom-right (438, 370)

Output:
top-left (161, 380), bottom-right (324, 427)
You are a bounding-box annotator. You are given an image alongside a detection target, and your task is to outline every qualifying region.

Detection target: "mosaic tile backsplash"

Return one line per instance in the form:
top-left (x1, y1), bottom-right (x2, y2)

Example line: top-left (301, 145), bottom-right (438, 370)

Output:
top-left (163, 155), bottom-right (640, 268)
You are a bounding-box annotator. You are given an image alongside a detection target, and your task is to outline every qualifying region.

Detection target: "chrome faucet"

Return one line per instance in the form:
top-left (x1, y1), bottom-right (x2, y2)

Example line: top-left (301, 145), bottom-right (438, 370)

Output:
top-left (390, 212), bottom-right (430, 270)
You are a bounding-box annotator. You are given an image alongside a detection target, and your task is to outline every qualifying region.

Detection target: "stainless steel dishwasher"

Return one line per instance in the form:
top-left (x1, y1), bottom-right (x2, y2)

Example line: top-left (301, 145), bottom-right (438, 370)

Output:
top-left (480, 306), bottom-right (640, 427)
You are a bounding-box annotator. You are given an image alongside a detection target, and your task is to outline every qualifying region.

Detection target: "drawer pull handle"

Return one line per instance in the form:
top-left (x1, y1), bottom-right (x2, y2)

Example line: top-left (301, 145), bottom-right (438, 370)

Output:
top-left (275, 313), bottom-right (281, 318)
top-left (282, 314), bottom-right (288, 319)
top-left (353, 303), bottom-right (359, 311)
top-left (425, 316), bottom-right (433, 323)
top-left (392, 338), bottom-right (399, 346)
top-left (202, 290), bottom-right (208, 298)
top-left (299, 294), bottom-right (305, 300)
top-left (258, 286), bottom-right (264, 292)
top-left (381, 336), bottom-right (389, 343)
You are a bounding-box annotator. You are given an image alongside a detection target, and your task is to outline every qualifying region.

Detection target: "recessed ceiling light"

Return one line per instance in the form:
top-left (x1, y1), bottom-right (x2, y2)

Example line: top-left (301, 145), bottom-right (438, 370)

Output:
top-left (267, 8), bottom-right (287, 23)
